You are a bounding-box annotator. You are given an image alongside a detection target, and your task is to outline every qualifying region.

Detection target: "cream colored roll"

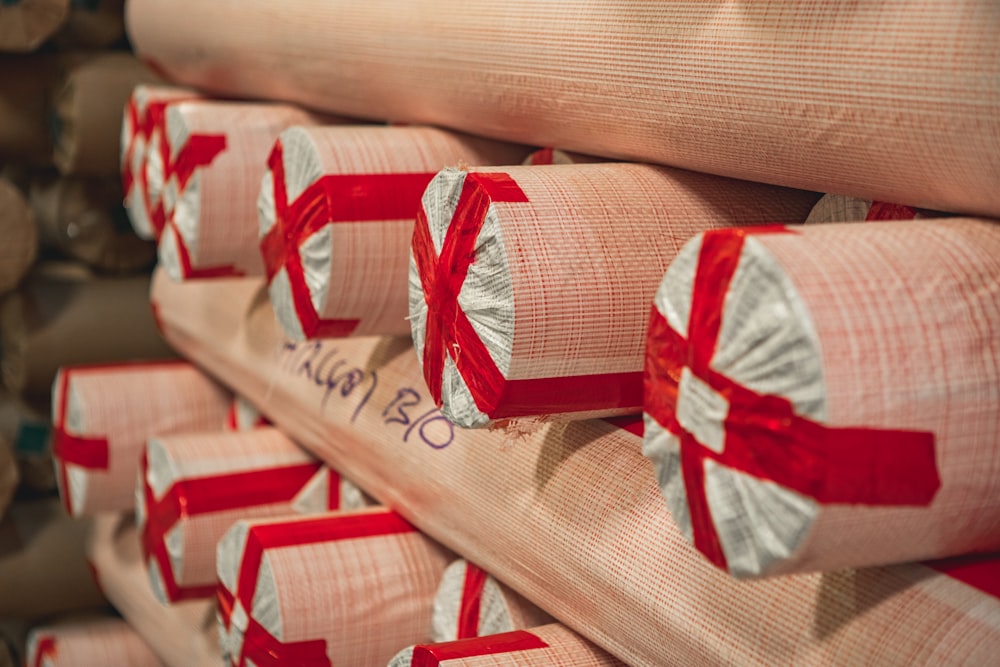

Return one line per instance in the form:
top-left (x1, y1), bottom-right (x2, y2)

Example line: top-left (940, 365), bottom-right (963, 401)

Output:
top-left (260, 125), bottom-right (531, 340)
top-left (51, 0), bottom-right (125, 49)
top-left (0, 177), bottom-right (38, 294)
top-left (25, 617), bottom-right (164, 667)
top-left (0, 54), bottom-right (59, 165)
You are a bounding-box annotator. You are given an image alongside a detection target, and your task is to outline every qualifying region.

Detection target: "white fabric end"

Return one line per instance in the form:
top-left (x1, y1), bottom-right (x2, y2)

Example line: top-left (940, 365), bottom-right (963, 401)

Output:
top-left (217, 521), bottom-right (251, 592)
top-left (252, 555), bottom-right (282, 640)
top-left (268, 267), bottom-right (307, 342)
top-left (157, 225), bottom-right (184, 282)
top-left (301, 225), bottom-right (334, 317)
top-left (676, 367), bottom-right (729, 455)
top-left (641, 415), bottom-right (692, 541)
top-left (387, 646), bottom-right (416, 667)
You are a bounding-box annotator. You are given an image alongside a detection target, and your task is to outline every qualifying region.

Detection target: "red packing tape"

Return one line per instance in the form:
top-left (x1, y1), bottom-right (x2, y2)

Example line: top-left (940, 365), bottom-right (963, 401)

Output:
top-left (408, 630), bottom-right (549, 666)
top-left (643, 226), bottom-right (940, 570)
top-left (457, 562), bottom-right (489, 639)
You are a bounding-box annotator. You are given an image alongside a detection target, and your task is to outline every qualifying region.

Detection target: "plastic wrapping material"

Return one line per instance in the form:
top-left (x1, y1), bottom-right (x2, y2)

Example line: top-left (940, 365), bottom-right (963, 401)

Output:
top-left (0, 177), bottom-right (38, 294)
top-left (261, 125), bottom-right (531, 340)
top-left (0, 498), bottom-right (105, 619)
top-left (51, 360), bottom-right (232, 516)
top-left (52, 51), bottom-right (163, 176)
top-left (0, 263), bottom-right (177, 400)
top-left (156, 101), bottom-right (341, 281)
top-left (25, 616), bottom-right (164, 667)
top-left (137, 427), bottom-right (368, 603)
top-left (0, 54), bottom-right (60, 164)
top-left (409, 164), bottom-right (819, 428)
top-left (29, 171), bottom-right (156, 273)
top-left (87, 512), bottom-right (221, 667)
top-left (0, 0), bottom-right (69, 52)
top-left (389, 624), bottom-right (627, 667)
top-left (121, 85), bottom-right (203, 241)
top-left (431, 560), bottom-right (553, 642)
top-left (127, 0), bottom-right (1000, 218)
top-left (51, 0), bottom-right (125, 49)
top-left (216, 508), bottom-right (453, 667)
top-left (644, 218), bottom-right (1000, 577)
top-left (150, 272), bottom-right (1000, 667)
top-left (805, 193), bottom-right (943, 224)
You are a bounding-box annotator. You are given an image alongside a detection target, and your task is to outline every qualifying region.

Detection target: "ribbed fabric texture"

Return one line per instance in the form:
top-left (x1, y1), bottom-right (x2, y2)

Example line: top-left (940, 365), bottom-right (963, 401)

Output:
top-left (25, 617), bottom-right (164, 667)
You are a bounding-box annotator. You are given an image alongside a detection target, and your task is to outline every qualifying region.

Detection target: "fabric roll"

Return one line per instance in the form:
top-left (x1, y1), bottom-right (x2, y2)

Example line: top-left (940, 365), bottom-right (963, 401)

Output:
top-left (261, 125), bottom-right (531, 340)
top-left (522, 148), bottom-right (603, 166)
top-left (0, 498), bottom-right (105, 619)
top-left (157, 101), bottom-right (340, 281)
top-left (0, 428), bottom-right (17, 522)
top-left (389, 624), bottom-right (627, 667)
top-left (121, 85), bottom-right (202, 241)
top-left (51, 360), bottom-right (232, 517)
top-left (216, 508), bottom-right (452, 667)
top-left (0, 263), bottom-right (177, 400)
top-left (25, 617), bottom-right (164, 667)
top-left (431, 560), bottom-right (554, 642)
top-left (409, 164), bottom-right (820, 428)
top-left (51, 0), bottom-right (125, 49)
top-left (0, 390), bottom-right (55, 492)
top-left (804, 193), bottom-right (945, 224)
top-left (52, 51), bottom-right (163, 176)
top-left (126, 0), bottom-right (1000, 218)
top-left (0, 54), bottom-right (60, 165)
top-left (644, 218), bottom-right (1000, 577)
top-left (87, 512), bottom-right (221, 667)
top-left (29, 171), bottom-right (156, 273)
top-left (137, 427), bottom-right (325, 603)
top-left (0, 177), bottom-right (38, 294)
top-left (151, 272), bottom-right (1000, 667)
top-left (0, 0), bottom-right (69, 52)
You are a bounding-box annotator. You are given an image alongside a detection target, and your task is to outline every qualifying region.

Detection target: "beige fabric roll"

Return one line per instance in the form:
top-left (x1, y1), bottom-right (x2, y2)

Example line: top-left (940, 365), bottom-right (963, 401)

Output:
top-left (87, 512), bottom-right (221, 667)
top-left (156, 100), bottom-right (343, 281)
top-left (0, 54), bottom-right (59, 164)
top-left (261, 125), bottom-right (531, 340)
top-left (0, 0), bottom-right (69, 52)
top-left (0, 498), bottom-right (105, 619)
top-left (0, 262), bottom-right (177, 400)
top-left (150, 271), bottom-right (1000, 667)
top-left (51, 0), bottom-right (125, 49)
top-left (431, 560), bottom-right (554, 642)
top-left (0, 177), bottom-right (38, 294)
top-left (51, 360), bottom-right (232, 516)
top-left (0, 390), bottom-right (55, 492)
top-left (25, 616), bottom-right (164, 667)
top-left (29, 171), bottom-right (156, 273)
top-left (390, 624), bottom-right (627, 667)
top-left (409, 164), bottom-right (819, 428)
top-left (52, 51), bottom-right (163, 176)
top-left (126, 0), bottom-right (1000, 218)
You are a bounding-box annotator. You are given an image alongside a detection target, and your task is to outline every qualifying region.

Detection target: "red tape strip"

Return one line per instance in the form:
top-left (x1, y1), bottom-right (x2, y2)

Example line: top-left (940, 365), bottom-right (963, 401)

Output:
top-left (409, 630), bottom-right (549, 666)
top-left (457, 562), bottom-right (489, 639)
top-left (643, 226), bottom-right (940, 571)
top-left (32, 636), bottom-right (56, 667)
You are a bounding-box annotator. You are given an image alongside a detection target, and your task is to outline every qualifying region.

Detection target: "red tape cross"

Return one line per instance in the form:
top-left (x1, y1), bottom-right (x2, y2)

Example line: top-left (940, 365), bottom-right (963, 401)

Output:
top-left (643, 226), bottom-right (940, 570)
top-left (457, 562), bottom-right (488, 639)
top-left (409, 630), bottom-right (549, 666)
top-left (140, 453), bottom-right (320, 602)
top-left (260, 139), bottom-right (435, 337)
top-left (218, 509), bottom-right (417, 667)
top-left (411, 171), bottom-right (642, 419)
top-left (32, 636), bottom-right (56, 667)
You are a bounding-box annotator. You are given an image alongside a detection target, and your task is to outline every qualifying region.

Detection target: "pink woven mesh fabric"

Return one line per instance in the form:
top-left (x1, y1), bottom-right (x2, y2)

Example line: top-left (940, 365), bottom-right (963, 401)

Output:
top-left (26, 617), bottom-right (164, 667)
top-left (155, 100), bottom-right (340, 280)
top-left (389, 624), bottom-right (626, 667)
top-left (51, 361), bottom-right (232, 516)
top-left (120, 85), bottom-right (203, 241)
top-left (644, 218), bottom-right (1000, 577)
top-left (151, 272), bottom-right (1000, 666)
top-left (126, 0), bottom-right (1000, 217)
top-left (409, 163), bottom-right (819, 427)
top-left (259, 125), bottom-right (530, 340)
top-left (137, 427), bottom-right (322, 603)
top-left (87, 513), bottom-right (220, 667)
top-left (431, 560), bottom-right (554, 642)
top-left (215, 507), bottom-right (452, 667)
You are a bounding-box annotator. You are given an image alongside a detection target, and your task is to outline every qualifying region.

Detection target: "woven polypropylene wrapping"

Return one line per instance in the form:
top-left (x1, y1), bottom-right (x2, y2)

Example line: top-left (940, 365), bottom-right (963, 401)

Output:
top-left (409, 163), bottom-right (820, 428)
top-left (260, 125), bottom-right (531, 341)
top-left (431, 560), bottom-right (553, 642)
top-left (804, 193), bottom-right (938, 224)
top-left (25, 617), bottom-right (164, 667)
top-left (51, 361), bottom-right (232, 516)
top-left (0, 178), bottom-right (38, 293)
top-left (644, 218), bottom-right (1000, 578)
top-left (151, 271), bottom-right (1000, 667)
top-left (289, 465), bottom-right (375, 516)
top-left (126, 0), bottom-right (1000, 218)
top-left (87, 513), bottom-right (221, 667)
top-left (137, 427), bottom-right (321, 603)
top-left (0, 0), bottom-right (69, 52)
top-left (156, 101), bottom-right (340, 281)
top-left (121, 85), bottom-right (202, 240)
top-left (215, 508), bottom-right (452, 667)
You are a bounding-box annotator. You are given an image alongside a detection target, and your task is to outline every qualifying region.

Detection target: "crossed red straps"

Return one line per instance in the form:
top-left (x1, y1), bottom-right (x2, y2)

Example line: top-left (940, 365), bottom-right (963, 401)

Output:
top-left (258, 139), bottom-right (437, 337)
top-left (216, 510), bottom-right (416, 667)
top-left (644, 226), bottom-right (940, 571)
top-left (411, 171), bottom-right (642, 420)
